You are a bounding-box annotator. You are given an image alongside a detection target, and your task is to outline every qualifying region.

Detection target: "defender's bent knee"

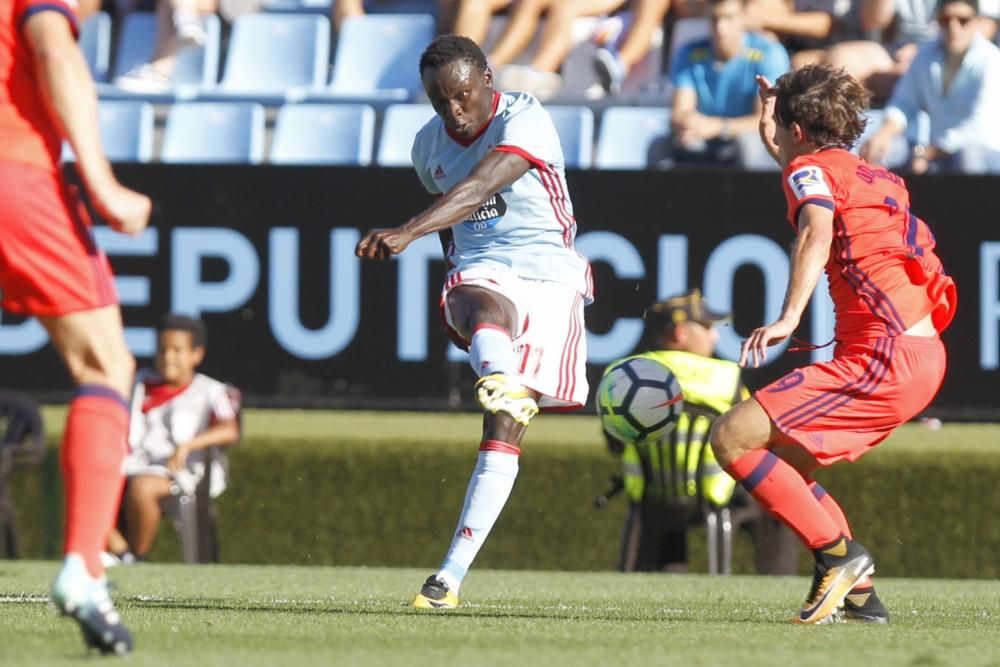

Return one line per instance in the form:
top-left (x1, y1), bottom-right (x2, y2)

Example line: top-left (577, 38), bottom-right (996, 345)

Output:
top-left (709, 398), bottom-right (774, 467)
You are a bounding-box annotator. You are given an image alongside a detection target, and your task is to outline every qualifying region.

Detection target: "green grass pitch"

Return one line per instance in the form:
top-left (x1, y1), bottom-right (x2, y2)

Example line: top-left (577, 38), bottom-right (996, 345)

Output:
top-left (2, 561), bottom-right (999, 666)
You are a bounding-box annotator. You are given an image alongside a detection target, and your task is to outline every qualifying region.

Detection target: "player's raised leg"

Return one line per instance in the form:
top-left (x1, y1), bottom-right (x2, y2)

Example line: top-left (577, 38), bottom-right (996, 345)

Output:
top-left (43, 306), bottom-right (136, 654)
top-left (414, 286), bottom-right (537, 609)
top-left (710, 398), bottom-right (875, 625)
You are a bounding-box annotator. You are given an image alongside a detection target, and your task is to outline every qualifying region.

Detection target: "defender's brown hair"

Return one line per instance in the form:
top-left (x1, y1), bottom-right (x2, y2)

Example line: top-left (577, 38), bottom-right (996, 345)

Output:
top-left (772, 64), bottom-right (871, 150)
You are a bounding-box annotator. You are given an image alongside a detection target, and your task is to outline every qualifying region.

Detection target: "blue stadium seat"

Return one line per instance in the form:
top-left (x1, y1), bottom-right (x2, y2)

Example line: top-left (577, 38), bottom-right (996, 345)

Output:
top-left (218, 14), bottom-right (330, 100)
top-left (327, 15), bottom-right (435, 101)
top-left (595, 107), bottom-right (671, 170)
top-left (376, 104), bottom-right (435, 166)
top-left (61, 101), bottom-right (154, 163)
top-left (79, 11), bottom-right (111, 82)
top-left (271, 104), bottom-right (376, 165)
top-left (547, 106), bottom-right (594, 169)
top-left (111, 12), bottom-right (220, 92)
top-left (99, 101), bottom-right (155, 162)
top-left (261, 0), bottom-right (330, 12)
top-left (161, 103), bottom-right (266, 163)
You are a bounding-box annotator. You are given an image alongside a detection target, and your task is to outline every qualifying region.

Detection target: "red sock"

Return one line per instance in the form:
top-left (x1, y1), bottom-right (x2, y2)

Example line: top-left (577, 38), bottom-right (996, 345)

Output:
top-left (726, 450), bottom-right (842, 550)
top-left (809, 481), bottom-right (853, 537)
top-left (62, 386), bottom-right (129, 578)
top-left (810, 481), bottom-right (872, 588)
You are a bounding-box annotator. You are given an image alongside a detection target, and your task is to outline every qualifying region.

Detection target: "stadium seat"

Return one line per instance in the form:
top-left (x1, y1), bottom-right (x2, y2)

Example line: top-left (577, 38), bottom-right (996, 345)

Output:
top-left (79, 11), bottom-right (111, 82)
top-left (218, 14), bottom-right (331, 101)
top-left (61, 100), bottom-right (155, 163)
top-left (110, 12), bottom-right (221, 93)
top-left (271, 104), bottom-right (376, 165)
top-left (98, 100), bottom-right (155, 163)
top-left (261, 0), bottom-right (330, 12)
top-left (326, 15), bottom-right (435, 101)
top-left (547, 106), bottom-right (595, 169)
top-left (161, 102), bottom-right (266, 163)
top-left (376, 103), bottom-right (435, 166)
top-left (595, 107), bottom-right (671, 170)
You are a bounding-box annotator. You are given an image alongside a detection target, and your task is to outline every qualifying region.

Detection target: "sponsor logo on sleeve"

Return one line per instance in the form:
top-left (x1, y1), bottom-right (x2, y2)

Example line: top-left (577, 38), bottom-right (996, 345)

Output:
top-left (788, 167), bottom-right (832, 200)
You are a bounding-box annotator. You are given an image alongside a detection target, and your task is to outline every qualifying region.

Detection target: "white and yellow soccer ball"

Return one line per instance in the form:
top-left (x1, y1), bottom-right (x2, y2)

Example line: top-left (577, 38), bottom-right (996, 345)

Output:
top-left (597, 355), bottom-right (684, 443)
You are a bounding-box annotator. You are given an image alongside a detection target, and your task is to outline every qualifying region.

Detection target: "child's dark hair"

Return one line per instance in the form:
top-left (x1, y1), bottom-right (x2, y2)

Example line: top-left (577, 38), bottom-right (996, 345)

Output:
top-left (159, 313), bottom-right (207, 348)
top-left (772, 64), bottom-right (871, 150)
top-left (419, 34), bottom-right (488, 76)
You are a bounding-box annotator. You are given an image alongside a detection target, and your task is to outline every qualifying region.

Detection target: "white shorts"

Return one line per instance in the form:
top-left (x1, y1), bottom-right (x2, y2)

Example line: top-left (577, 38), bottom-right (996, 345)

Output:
top-left (441, 266), bottom-right (589, 410)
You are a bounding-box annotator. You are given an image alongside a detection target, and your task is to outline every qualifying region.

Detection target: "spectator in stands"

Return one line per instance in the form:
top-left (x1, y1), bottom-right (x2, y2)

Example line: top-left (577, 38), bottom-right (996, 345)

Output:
top-left (482, 0), bottom-right (668, 101)
top-left (113, 0), bottom-right (218, 92)
top-left (335, 0), bottom-right (453, 32)
top-left (663, 0), bottom-right (791, 168)
top-left (861, 0), bottom-right (1000, 173)
top-left (743, 0), bottom-right (866, 69)
top-left (106, 314), bottom-right (240, 563)
top-left (602, 290), bottom-right (798, 574)
top-left (450, 0), bottom-right (515, 43)
top-left (591, 0), bottom-right (673, 95)
top-left (819, 0), bottom-right (939, 102)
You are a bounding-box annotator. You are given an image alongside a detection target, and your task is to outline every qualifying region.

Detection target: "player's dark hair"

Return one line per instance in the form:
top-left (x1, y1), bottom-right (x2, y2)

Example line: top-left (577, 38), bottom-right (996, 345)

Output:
top-left (159, 313), bottom-right (207, 349)
top-left (419, 34), bottom-right (488, 76)
top-left (772, 64), bottom-right (870, 150)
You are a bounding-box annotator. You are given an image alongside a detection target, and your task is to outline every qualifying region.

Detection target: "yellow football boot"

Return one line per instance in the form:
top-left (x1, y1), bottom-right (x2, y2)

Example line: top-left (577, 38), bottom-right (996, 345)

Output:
top-left (474, 373), bottom-right (539, 425)
top-left (412, 575), bottom-right (460, 610)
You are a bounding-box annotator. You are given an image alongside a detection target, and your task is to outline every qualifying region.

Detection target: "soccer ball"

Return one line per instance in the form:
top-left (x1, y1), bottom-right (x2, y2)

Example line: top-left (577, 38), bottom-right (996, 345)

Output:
top-left (597, 356), bottom-right (684, 443)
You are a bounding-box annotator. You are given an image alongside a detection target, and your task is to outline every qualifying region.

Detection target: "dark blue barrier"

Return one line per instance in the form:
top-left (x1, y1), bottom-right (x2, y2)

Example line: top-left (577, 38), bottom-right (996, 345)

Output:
top-left (0, 166), bottom-right (993, 418)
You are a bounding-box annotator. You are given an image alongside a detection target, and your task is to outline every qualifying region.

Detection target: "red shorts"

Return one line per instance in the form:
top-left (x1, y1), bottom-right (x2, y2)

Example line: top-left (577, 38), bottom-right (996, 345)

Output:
top-left (0, 161), bottom-right (118, 317)
top-left (755, 334), bottom-right (947, 465)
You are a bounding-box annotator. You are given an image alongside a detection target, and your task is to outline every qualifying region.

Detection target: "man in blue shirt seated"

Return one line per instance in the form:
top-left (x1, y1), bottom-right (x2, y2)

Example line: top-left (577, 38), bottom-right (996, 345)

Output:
top-left (861, 0), bottom-right (1000, 174)
top-left (664, 0), bottom-right (790, 169)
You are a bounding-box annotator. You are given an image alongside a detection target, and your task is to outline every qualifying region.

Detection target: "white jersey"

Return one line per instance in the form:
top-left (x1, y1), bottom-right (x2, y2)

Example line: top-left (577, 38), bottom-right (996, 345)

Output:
top-left (411, 91), bottom-right (593, 301)
top-left (125, 370), bottom-right (240, 497)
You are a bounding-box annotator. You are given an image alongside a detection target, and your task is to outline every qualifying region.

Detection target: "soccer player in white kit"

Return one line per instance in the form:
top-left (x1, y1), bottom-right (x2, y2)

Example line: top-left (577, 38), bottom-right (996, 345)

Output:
top-left (355, 34), bottom-right (593, 609)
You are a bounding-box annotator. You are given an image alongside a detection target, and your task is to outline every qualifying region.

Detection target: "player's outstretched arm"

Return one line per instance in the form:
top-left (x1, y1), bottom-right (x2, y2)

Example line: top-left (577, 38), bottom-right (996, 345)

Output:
top-left (356, 150), bottom-right (531, 260)
top-left (24, 12), bottom-right (151, 236)
top-left (739, 204), bottom-right (833, 367)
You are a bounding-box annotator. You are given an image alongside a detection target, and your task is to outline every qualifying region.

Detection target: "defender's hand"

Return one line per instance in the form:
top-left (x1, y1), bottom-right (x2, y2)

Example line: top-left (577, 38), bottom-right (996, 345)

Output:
top-left (355, 227), bottom-right (414, 260)
top-left (739, 318), bottom-right (797, 368)
top-left (755, 75), bottom-right (780, 162)
top-left (91, 182), bottom-right (151, 236)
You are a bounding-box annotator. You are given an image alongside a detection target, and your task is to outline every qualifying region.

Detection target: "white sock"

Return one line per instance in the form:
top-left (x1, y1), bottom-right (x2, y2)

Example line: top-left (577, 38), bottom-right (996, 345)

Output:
top-left (468, 325), bottom-right (516, 377)
top-left (437, 445), bottom-right (520, 594)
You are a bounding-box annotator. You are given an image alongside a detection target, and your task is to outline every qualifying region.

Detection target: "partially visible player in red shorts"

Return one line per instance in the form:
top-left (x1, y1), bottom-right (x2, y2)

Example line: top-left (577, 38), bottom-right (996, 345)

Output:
top-left (1, 0), bottom-right (151, 654)
top-left (709, 64), bottom-right (956, 626)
